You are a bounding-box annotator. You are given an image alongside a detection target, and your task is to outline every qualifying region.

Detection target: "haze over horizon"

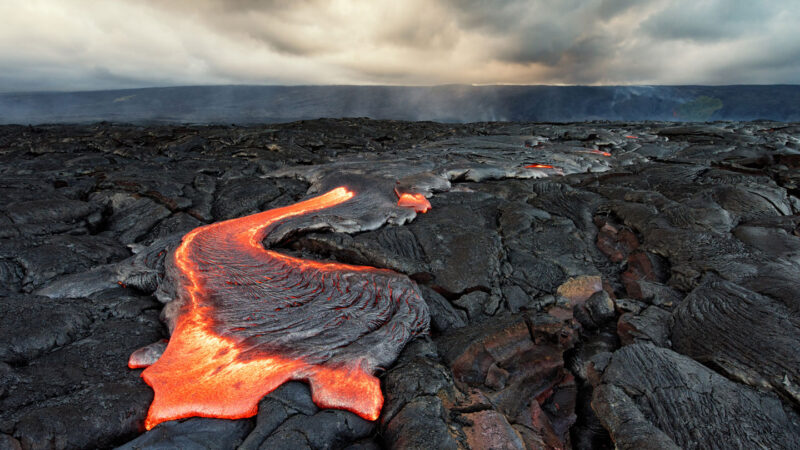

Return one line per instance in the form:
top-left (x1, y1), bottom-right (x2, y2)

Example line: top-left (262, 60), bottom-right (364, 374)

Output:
top-left (1, 0), bottom-right (799, 93)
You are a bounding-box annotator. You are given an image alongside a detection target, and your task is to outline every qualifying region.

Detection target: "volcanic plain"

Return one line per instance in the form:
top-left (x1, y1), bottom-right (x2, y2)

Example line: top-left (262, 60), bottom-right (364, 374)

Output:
top-left (1, 119), bottom-right (799, 449)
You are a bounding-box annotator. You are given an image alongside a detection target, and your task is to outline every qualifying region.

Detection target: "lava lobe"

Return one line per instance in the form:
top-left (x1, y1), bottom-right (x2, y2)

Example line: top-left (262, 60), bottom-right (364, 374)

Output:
top-left (396, 191), bottom-right (431, 213)
top-left (137, 187), bottom-right (430, 430)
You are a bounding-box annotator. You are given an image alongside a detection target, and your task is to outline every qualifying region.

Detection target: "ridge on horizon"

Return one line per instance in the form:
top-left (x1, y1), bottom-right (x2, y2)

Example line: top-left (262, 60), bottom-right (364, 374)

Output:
top-left (1, 84), bottom-right (798, 124)
top-left (5, 83), bottom-right (799, 96)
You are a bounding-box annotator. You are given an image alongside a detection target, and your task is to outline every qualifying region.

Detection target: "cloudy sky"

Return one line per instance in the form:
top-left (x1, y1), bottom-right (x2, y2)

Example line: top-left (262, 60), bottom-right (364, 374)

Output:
top-left (1, 0), bottom-right (798, 91)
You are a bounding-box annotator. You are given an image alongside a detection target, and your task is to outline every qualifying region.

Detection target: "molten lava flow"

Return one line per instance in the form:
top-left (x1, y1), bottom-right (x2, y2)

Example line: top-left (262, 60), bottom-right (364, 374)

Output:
top-left (396, 191), bottom-right (431, 213)
top-left (525, 163), bottom-right (556, 169)
top-left (138, 187), bottom-right (429, 430)
top-left (625, 135), bottom-right (638, 139)
top-left (580, 149), bottom-right (612, 157)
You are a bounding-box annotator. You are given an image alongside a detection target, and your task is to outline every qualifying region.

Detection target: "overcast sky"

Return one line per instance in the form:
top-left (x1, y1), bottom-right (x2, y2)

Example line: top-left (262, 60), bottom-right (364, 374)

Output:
top-left (1, 0), bottom-right (798, 91)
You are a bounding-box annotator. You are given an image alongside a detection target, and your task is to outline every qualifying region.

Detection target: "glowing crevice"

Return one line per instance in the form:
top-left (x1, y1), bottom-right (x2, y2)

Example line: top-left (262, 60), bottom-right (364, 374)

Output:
top-left (525, 163), bottom-right (556, 169)
top-left (395, 190), bottom-right (431, 213)
top-left (580, 149), bottom-right (612, 157)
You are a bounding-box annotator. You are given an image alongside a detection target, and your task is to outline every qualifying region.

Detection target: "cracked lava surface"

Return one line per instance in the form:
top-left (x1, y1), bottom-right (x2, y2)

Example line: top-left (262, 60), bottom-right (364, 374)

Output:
top-left (136, 187), bottom-right (430, 430)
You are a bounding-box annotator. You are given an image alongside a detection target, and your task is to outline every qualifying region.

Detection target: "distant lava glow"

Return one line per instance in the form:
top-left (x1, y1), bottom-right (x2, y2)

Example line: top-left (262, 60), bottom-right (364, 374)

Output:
top-left (136, 187), bottom-right (429, 430)
top-left (525, 163), bottom-right (556, 169)
top-left (581, 149), bottom-right (612, 157)
top-left (396, 191), bottom-right (431, 213)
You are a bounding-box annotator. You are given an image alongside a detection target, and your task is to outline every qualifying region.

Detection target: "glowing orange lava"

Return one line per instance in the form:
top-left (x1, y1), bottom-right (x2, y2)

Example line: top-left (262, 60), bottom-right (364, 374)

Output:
top-left (137, 187), bottom-right (427, 429)
top-left (396, 191), bottom-right (431, 213)
top-left (581, 149), bottom-right (612, 157)
top-left (625, 135), bottom-right (638, 139)
top-left (128, 358), bottom-right (150, 370)
top-left (525, 163), bottom-right (556, 169)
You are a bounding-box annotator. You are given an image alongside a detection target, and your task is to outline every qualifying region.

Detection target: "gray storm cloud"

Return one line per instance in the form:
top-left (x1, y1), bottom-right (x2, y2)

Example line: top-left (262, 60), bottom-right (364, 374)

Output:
top-left (0, 0), bottom-right (797, 92)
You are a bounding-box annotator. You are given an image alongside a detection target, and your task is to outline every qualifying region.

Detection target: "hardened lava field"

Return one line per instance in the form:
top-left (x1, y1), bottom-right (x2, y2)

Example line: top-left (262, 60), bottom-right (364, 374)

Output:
top-left (1, 120), bottom-right (799, 449)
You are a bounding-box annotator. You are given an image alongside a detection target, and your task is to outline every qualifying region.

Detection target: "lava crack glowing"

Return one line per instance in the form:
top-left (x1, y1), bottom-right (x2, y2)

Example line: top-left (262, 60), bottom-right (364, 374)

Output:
top-left (581, 149), bottom-right (612, 157)
top-left (134, 187), bottom-right (430, 430)
top-left (395, 190), bottom-right (431, 213)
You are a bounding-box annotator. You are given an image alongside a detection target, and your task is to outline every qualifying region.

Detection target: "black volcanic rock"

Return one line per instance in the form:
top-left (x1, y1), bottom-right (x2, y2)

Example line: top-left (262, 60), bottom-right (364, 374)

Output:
top-left (418, 285), bottom-right (468, 333)
top-left (380, 339), bottom-right (463, 450)
top-left (591, 343), bottom-right (800, 450)
top-left (236, 382), bottom-right (374, 450)
top-left (0, 295), bottom-right (163, 449)
top-left (672, 275), bottom-right (800, 404)
top-left (0, 234), bottom-right (129, 292)
top-left (616, 306), bottom-right (672, 347)
top-left (116, 418), bottom-right (253, 450)
top-left (101, 194), bottom-right (171, 245)
top-left (0, 119), bottom-right (798, 449)
top-left (0, 295), bottom-right (92, 364)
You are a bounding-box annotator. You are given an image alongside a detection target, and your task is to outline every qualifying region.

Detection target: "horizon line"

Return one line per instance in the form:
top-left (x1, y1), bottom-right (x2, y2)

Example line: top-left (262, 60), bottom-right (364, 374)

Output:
top-left (3, 83), bottom-right (800, 96)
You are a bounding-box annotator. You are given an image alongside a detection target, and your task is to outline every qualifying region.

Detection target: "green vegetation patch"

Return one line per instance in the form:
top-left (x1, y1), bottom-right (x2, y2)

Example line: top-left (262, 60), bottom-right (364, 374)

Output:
top-left (676, 96), bottom-right (724, 121)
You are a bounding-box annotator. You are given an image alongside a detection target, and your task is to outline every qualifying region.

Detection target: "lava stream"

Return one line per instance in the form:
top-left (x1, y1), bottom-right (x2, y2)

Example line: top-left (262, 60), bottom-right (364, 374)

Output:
top-left (137, 187), bottom-right (429, 430)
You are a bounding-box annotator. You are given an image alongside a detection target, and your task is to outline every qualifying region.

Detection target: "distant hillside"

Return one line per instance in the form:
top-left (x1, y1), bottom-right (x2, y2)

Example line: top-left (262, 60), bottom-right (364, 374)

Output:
top-left (1, 85), bottom-right (799, 124)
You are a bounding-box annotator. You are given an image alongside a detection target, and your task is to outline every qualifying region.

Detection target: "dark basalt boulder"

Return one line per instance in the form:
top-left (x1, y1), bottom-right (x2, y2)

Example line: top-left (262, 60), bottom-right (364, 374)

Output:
top-left (229, 381), bottom-right (374, 450)
top-left (616, 306), bottom-right (672, 347)
top-left (436, 312), bottom-right (580, 449)
top-left (0, 234), bottom-right (129, 292)
top-left (116, 418), bottom-right (254, 450)
top-left (1, 302), bottom-right (163, 450)
top-left (0, 295), bottom-right (92, 364)
top-left (672, 275), bottom-right (800, 404)
top-left (591, 343), bottom-right (800, 450)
